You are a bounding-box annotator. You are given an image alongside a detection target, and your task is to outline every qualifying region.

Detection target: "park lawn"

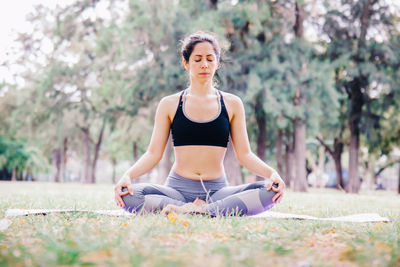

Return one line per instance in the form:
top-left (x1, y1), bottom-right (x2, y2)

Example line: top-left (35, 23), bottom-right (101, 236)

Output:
top-left (0, 182), bottom-right (399, 267)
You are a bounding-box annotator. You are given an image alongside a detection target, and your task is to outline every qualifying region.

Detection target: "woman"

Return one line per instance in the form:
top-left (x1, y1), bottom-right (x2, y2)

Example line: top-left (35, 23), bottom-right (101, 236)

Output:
top-left (114, 32), bottom-right (285, 216)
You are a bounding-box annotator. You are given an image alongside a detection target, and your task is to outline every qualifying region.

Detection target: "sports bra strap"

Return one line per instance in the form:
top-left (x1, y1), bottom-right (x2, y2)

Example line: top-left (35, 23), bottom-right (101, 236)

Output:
top-left (218, 90), bottom-right (226, 107)
top-left (178, 90), bottom-right (185, 106)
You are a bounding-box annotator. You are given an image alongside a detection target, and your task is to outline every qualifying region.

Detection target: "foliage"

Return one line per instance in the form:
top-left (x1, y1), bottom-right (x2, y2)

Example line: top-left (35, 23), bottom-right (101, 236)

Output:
top-left (0, 137), bottom-right (49, 175)
top-left (0, 0), bottom-right (399, 184)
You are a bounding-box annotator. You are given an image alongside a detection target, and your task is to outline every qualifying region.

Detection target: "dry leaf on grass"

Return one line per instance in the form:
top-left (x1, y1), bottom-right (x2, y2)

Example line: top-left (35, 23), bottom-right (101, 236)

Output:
top-left (166, 212), bottom-right (189, 226)
top-left (81, 250), bottom-right (113, 263)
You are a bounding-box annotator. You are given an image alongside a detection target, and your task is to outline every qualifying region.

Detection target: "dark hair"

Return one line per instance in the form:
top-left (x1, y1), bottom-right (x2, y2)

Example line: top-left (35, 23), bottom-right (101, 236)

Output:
top-left (180, 31), bottom-right (221, 63)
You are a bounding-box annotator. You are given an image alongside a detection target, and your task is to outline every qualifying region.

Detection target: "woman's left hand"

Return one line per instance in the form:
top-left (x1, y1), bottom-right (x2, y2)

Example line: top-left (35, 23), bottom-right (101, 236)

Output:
top-left (265, 171), bottom-right (285, 203)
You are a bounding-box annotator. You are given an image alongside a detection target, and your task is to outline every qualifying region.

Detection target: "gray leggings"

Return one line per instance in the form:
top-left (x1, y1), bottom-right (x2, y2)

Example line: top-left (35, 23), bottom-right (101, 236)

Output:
top-left (121, 171), bottom-right (276, 216)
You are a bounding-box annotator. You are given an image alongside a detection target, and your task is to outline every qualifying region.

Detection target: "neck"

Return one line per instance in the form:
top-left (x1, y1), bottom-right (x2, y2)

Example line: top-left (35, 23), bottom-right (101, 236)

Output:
top-left (188, 79), bottom-right (215, 96)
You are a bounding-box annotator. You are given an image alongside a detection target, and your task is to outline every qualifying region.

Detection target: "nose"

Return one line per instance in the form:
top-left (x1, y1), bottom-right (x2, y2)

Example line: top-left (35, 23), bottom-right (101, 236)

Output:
top-left (200, 59), bottom-right (208, 68)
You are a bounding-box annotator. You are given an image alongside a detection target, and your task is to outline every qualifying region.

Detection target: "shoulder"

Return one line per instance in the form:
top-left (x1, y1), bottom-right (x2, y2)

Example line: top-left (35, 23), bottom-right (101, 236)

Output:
top-left (219, 91), bottom-right (244, 110)
top-left (157, 91), bottom-right (182, 110)
top-left (157, 91), bottom-right (183, 121)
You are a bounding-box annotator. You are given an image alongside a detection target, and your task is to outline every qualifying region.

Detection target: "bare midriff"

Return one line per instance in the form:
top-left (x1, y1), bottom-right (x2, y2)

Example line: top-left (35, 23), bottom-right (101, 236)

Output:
top-left (172, 146), bottom-right (227, 180)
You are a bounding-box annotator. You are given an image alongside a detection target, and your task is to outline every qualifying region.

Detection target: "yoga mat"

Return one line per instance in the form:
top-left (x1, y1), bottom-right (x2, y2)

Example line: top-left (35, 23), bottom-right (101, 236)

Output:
top-left (4, 209), bottom-right (132, 217)
top-left (0, 209), bottom-right (390, 231)
top-left (252, 211), bottom-right (391, 222)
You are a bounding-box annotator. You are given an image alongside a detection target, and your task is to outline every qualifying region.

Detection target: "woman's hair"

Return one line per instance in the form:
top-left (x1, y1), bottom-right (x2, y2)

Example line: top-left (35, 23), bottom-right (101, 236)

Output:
top-left (180, 31), bottom-right (221, 63)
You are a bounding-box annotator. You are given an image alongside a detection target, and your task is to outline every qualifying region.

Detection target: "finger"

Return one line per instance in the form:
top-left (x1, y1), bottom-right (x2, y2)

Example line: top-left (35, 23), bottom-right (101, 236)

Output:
top-left (265, 181), bottom-right (272, 191)
top-left (127, 185), bottom-right (134, 196)
top-left (272, 192), bottom-right (282, 203)
top-left (114, 186), bottom-right (122, 195)
top-left (114, 186), bottom-right (124, 206)
top-left (271, 184), bottom-right (280, 192)
top-left (116, 194), bottom-right (125, 207)
top-left (115, 196), bottom-right (122, 207)
top-left (120, 191), bottom-right (129, 196)
top-left (276, 193), bottom-right (284, 203)
top-left (272, 192), bottom-right (279, 202)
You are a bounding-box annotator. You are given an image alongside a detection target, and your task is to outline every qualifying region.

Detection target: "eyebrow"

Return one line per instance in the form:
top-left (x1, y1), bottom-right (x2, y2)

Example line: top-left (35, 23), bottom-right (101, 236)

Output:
top-left (194, 54), bottom-right (214, 57)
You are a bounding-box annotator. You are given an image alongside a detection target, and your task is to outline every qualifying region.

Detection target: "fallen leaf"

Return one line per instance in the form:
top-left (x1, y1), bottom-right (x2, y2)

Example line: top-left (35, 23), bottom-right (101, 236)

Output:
top-left (167, 212), bottom-right (177, 224)
top-left (338, 245), bottom-right (353, 261)
top-left (372, 222), bottom-right (384, 232)
top-left (375, 241), bottom-right (392, 252)
top-left (81, 250), bottom-right (112, 263)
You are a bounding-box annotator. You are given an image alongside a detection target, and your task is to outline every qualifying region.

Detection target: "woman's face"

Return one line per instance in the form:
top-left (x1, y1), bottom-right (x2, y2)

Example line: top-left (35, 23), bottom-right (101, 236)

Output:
top-left (183, 42), bottom-right (218, 81)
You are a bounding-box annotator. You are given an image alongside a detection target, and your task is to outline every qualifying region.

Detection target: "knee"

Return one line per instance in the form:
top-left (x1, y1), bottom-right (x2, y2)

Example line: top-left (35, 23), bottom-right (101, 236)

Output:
top-left (121, 187), bottom-right (143, 213)
top-left (258, 188), bottom-right (276, 209)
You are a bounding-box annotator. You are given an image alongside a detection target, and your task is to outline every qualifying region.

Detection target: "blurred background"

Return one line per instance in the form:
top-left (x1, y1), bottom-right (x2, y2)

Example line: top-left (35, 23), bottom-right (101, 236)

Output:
top-left (0, 0), bottom-right (399, 194)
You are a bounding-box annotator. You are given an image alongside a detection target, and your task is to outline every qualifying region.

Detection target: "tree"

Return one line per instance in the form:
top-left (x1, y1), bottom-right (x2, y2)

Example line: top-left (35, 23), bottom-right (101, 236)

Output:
top-left (323, 0), bottom-right (399, 192)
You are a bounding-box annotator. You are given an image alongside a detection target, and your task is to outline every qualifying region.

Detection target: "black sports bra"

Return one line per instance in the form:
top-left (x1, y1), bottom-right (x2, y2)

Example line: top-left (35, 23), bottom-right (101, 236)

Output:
top-left (170, 90), bottom-right (230, 147)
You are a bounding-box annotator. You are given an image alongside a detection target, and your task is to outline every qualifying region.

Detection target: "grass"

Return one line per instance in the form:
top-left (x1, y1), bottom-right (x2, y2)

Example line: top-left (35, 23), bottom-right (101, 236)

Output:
top-left (0, 181), bottom-right (399, 267)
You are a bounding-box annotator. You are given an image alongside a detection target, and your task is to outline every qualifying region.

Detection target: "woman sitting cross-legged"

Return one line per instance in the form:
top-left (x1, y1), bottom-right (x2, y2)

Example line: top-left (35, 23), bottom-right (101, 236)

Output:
top-left (114, 31), bottom-right (285, 216)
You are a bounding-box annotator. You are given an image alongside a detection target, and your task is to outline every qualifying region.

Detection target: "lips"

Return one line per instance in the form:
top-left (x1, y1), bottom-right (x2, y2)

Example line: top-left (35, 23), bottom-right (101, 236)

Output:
top-left (199, 73), bottom-right (209, 75)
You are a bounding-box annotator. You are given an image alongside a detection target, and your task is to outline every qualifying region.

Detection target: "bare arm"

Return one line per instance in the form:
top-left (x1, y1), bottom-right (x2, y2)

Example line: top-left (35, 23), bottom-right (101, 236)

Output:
top-left (114, 96), bottom-right (172, 207)
top-left (122, 98), bottom-right (171, 180)
top-left (228, 94), bottom-right (285, 202)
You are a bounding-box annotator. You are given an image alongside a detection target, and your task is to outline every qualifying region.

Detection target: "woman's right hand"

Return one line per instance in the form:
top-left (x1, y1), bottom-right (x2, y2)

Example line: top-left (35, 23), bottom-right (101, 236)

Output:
top-left (114, 174), bottom-right (133, 208)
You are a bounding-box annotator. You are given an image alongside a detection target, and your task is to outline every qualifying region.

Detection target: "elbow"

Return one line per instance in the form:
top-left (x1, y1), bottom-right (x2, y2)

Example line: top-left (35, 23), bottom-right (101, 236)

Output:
top-left (235, 151), bottom-right (251, 166)
top-left (146, 150), bottom-right (164, 164)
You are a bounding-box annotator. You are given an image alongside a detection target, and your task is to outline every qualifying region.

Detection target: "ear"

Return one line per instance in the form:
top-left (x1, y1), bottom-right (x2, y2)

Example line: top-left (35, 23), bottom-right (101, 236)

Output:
top-left (182, 58), bottom-right (189, 71)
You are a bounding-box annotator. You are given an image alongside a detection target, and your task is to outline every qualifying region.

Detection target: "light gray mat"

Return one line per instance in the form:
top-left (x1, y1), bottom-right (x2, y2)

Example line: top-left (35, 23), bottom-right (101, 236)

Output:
top-left (4, 208), bottom-right (391, 222)
top-left (252, 211), bottom-right (391, 222)
top-left (0, 209), bottom-right (390, 231)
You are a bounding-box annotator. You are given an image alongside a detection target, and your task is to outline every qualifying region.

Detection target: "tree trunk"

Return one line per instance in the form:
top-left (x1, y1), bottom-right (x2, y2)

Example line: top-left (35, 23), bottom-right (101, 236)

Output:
top-left (333, 138), bottom-right (344, 189)
top-left (292, 0), bottom-right (307, 192)
top-left (347, 84), bottom-right (363, 193)
top-left (60, 137), bottom-right (67, 183)
top-left (276, 129), bottom-right (284, 175)
top-left (90, 119), bottom-right (106, 184)
top-left (348, 133), bottom-right (360, 193)
top-left (52, 148), bottom-right (61, 183)
top-left (346, 0), bottom-right (371, 193)
top-left (284, 143), bottom-right (295, 188)
top-left (11, 166), bottom-right (17, 181)
top-left (333, 154), bottom-right (344, 190)
top-left (158, 134), bottom-right (172, 184)
top-left (255, 96), bottom-right (267, 181)
top-left (209, 0), bottom-right (217, 9)
top-left (82, 127), bottom-right (91, 183)
top-left (365, 153), bottom-right (376, 190)
top-left (317, 136), bottom-right (344, 190)
top-left (294, 1), bottom-right (304, 38)
top-left (224, 136), bottom-right (242, 185)
top-left (317, 145), bottom-right (325, 188)
top-left (293, 118), bottom-right (307, 192)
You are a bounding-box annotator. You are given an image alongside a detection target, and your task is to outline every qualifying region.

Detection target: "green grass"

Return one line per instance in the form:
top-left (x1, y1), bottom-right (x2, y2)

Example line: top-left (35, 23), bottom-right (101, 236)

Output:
top-left (0, 182), bottom-right (399, 266)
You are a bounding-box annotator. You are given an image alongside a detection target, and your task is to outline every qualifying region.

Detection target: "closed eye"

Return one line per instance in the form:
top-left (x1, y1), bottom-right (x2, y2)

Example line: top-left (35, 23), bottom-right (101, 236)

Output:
top-left (194, 59), bottom-right (214, 62)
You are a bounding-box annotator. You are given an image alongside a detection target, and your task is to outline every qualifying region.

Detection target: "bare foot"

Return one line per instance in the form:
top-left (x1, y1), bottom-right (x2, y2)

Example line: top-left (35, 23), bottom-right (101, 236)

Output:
top-left (193, 198), bottom-right (206, 206)
top-left (161, 202), bottom-right (205, 216)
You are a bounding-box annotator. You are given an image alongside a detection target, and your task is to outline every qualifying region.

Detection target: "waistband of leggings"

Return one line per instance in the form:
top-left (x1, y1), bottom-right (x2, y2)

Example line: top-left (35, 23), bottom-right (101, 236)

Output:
top-left (166, 170), bottom-right (228, 189)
